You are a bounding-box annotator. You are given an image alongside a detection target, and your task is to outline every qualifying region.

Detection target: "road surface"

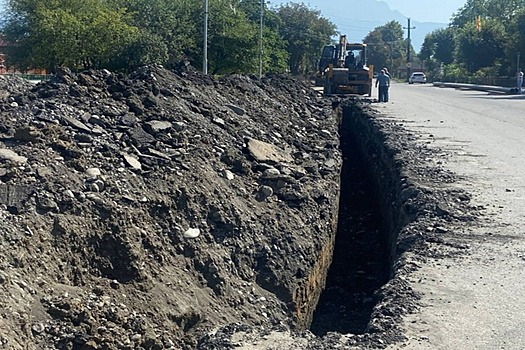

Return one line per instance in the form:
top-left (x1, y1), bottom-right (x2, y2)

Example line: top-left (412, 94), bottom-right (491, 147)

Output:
top-left (373, 83), bottom-right (525, 350)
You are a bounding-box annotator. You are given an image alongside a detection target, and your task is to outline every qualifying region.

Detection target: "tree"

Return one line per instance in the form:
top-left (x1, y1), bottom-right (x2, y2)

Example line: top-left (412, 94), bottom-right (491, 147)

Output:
top-left (114, 0), bottom-right (199, 67)
top-left (451, 0), bottom-right (525, 27)
top-left (363, 21), bottom-right (405, 74)
top-left (3, 0), bottom-right (138, 72)
top-left (275, 3), bottom-right (336, 74)
top-left (419, 27), bottom-right (456, 65)
top-left (117, 31), bottom-right (169, 71)
top-left (503, 7), bottom-right (525, 75)
top-left (203, 0), bottom-right (260, 74)
top-left (238, 0), bottom-right (289, 74)
top-left (455, 18), bottom-right (508, 73)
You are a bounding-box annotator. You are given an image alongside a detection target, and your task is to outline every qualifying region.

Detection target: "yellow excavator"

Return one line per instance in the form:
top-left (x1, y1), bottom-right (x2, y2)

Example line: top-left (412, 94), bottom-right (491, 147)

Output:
top-left (316, 35), bottom-right (373, 96)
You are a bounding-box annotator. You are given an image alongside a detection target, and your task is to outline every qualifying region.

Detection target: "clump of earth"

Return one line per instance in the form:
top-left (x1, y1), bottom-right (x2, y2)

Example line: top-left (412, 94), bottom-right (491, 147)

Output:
top-left (0, 64), bottom-right (480, 350)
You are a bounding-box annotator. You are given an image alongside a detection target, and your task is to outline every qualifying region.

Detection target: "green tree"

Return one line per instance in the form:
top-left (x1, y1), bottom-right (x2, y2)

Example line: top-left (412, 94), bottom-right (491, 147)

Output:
top-left (117, 31), bottom-right (169, 71)
top-left (4, 0), bottom-right (138, 72)
top-left (420, 27), bottom-right (456, 65)
top-left (363, 21), bottom-right (405, 74)
top-left (114, 0), bottom-right (199, 67)
top-left (275, 2), bottom-right (336, 74)
top-left (238, 0), bottom-right (289, 73)
top-left (452, 0), bottom-right (525, 27)
top-left (503, 7), bottom-right (525, 75)
top-left (203, 0), bottom-right (259, 74)
top-left (455, 18), bottom-right (507, 73)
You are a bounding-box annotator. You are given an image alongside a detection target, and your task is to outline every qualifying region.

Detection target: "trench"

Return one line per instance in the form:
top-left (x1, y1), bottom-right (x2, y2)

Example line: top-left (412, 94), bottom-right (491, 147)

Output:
top-left (310, 102), bottom-right (403, 336)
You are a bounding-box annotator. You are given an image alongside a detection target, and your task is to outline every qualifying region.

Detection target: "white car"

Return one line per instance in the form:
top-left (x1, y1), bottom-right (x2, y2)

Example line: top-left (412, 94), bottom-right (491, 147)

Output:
top-left (409, 72), bottom-right (427, 84)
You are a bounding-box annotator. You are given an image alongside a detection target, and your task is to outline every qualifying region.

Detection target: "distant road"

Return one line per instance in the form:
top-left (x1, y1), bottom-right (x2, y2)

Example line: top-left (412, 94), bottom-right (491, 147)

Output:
top-left (376, 83), bottom-right (525, 350)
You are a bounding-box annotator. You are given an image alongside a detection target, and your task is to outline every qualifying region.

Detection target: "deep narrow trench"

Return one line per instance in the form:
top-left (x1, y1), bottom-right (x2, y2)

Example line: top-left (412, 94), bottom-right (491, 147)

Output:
top-left (310, 105), bottom-right (394, 336)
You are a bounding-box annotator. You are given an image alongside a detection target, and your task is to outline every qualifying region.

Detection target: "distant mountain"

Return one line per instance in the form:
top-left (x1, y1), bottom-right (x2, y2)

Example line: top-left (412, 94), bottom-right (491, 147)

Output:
top-left (269, 0), bottom-right (449, 52)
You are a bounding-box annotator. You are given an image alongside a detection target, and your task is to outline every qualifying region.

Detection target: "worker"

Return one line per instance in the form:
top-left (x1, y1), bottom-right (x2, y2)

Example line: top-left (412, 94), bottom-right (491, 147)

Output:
top-left (375, 69), bottom-right (391, 102)
top-left (345, 52), bottom-right (355, 68)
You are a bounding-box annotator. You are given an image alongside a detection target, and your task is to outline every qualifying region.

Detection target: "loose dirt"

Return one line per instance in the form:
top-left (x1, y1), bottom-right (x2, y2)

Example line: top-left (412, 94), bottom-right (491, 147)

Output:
top-left (0, 67), bottom-right (480, 349)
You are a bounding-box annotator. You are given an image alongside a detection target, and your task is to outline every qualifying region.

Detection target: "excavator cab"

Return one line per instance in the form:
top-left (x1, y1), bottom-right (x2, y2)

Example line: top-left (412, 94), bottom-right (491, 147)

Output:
top-left (318, 45), bottom-right (336, 74)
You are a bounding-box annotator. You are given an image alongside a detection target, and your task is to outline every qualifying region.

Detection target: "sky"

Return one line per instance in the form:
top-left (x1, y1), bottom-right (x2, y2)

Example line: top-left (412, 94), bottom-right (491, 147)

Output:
top-left (376, 0), bottom-right (466, 23)
top-left (268, 0), bottom-right (467, 24)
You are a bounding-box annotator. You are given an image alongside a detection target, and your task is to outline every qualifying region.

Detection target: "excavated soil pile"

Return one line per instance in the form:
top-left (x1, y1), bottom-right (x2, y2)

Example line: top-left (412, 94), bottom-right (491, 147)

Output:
top-left (0, 65), bottom-right (343, 349)
top-left (0, 66), bottom-right (480, 350)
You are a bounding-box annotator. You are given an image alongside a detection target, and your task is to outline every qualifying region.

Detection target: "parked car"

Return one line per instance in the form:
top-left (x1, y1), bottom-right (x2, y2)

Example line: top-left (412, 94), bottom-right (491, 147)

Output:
top-left (409, 72), bottom-right (427, 84)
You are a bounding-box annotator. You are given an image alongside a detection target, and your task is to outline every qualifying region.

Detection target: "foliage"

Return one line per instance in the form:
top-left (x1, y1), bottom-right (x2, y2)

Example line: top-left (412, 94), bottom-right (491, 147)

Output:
top-left (204, 0), bottom-right (259, 74)
top-left (114, 0), bottom-right (199, 67)
top-left (363, 21), bottom-right (406, 74)
top-left (455, 18), bottom-right (507, 73)
top-left (275, 2), bottom-right (336, 74)
top-left (420, 27), bottom-right (455, 65)
top-left (503, 7), bottom-right (525, 75)
top-left (422, 0), bottom-right (525, 81)
top-left (117, 31), bottom-right (169, 71)
top-left (451, 0), bottom-right (525, 27)
top-left (3, 0), bottom-right (138, 72)
top-left (2, 0), bottom-right (293, 75)
top-left (442, 62), bottom-right (469, 81)
top-left (238, 0), bottom-right (289, 74)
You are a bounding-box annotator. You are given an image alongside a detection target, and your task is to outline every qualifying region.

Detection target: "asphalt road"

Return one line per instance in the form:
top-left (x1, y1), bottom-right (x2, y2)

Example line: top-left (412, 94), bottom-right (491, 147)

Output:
top-left (373, 83), bottom-right (525, 349)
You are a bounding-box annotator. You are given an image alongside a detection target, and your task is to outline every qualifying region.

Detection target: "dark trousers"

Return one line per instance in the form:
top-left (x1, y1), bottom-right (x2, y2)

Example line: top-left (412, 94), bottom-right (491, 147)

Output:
top-left (378, 85), bottom-right (389, 102)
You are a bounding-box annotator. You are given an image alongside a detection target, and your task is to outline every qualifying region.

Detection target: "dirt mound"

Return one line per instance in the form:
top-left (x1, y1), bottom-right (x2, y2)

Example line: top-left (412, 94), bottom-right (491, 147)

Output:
top-left (0, 65), bottom-right (342, 349)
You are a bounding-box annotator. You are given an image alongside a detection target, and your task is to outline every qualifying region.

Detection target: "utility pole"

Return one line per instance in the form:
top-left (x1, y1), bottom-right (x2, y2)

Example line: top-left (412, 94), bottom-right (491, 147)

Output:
top-left (259, 0), bottom-right (264, 80)
top-left (404, 18), bottom-right (415, 81)
top-left (517, 52), bottom-right (521, 90)
top-left (387, 42), bottom-right (394, 77)
top-left (203, 0), bottom-right (208, 75)
top-left (517, 52), bottom-right (521, 76)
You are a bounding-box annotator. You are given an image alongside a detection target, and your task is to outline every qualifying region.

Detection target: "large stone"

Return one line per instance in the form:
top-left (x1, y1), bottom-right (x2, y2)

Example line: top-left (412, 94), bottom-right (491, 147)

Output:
top-left (122, 153), bottom-right (142, 170)
top-left (60, 115), bottom-right (92, 133)
top-left (225, 104), bottom-right (246, 116)
top-left (184, 228), bottom-right (200, 239)
top-left (0, 149), bottom-right (27, 164)
top-left (128, 125), bottom-right (156, 146)
top-left (145, 120), bottom-right (172, 134)
top-left (246, 138), bottom-right (293, 164)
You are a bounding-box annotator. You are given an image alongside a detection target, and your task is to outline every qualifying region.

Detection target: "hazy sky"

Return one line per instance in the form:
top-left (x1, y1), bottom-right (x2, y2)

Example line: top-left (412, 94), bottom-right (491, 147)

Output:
top-left (269, 0), bottom-right (467, 24)
top-left (381, 0), bottom-right (466, 23)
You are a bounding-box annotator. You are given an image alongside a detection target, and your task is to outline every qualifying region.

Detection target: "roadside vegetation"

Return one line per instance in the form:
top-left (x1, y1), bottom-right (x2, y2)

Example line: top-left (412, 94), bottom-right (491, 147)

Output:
top-left (1, 0), bottom-right (524, 84)
top-left (419, 0), bottom-right (525, 83)
top-left (0, 0), bottom-right (336, 75)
